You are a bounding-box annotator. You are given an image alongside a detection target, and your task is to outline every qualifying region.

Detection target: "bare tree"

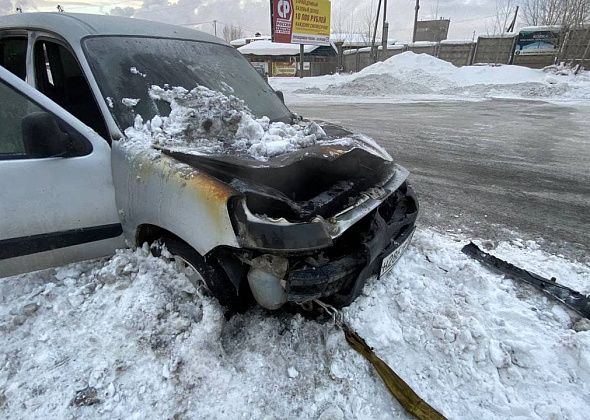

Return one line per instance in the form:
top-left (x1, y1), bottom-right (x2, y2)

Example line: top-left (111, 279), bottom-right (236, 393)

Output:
top-left (222, 24), bottom-right (244, 43)
top-left (494, 0), bottom-right (517, 33)
top-left (359, 0), bottom-right (378, 45)
top-left (331, 0), bottom-right (359, 42)
top-left (522, 0), bottom-right (590, 27)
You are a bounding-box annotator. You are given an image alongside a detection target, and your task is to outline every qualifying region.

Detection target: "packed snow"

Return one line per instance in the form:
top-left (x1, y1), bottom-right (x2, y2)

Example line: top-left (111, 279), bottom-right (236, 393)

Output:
top-left (122, 84), bottom-right (384, 161)
top-left (271, 52), bottom-right (590, 104)
top-left (1, 228), bottom-right (589, 419)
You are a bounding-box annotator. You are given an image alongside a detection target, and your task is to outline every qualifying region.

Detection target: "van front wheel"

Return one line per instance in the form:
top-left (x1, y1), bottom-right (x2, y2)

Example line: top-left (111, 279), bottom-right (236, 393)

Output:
top-left (152, 236), bottom-right (250, 311)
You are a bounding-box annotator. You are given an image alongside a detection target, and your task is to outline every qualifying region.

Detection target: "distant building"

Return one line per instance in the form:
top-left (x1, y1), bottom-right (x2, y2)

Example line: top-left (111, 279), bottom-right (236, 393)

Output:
top-left (415, 19), bottom-right (450, 42)
top-left (237, 40), bottom-right (337, 77)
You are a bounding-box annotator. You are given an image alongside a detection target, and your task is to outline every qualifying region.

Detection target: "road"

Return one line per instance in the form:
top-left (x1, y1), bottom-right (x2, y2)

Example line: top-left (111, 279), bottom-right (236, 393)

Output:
top-left (289, 98), bottom-right (590, 261)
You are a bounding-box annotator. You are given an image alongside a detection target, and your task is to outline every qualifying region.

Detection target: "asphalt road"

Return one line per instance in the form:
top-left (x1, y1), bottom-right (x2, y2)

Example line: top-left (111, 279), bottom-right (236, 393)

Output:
top-left (289, 98), bottom-right (590, 261)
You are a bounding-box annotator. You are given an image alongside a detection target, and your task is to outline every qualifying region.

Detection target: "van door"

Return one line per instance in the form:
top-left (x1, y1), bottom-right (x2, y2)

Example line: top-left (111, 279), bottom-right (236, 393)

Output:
top-left (0, 66), bottom-right (124, 278)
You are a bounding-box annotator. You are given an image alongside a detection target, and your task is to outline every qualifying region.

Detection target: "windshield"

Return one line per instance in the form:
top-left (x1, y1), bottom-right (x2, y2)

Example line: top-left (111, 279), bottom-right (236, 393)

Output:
top-left (83, 36), bottom-right (292, 130)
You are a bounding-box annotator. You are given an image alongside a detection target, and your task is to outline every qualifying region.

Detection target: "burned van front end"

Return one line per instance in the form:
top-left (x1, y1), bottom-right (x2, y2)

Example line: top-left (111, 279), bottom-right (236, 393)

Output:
top-left (164, 126), bottom-right (419, 309)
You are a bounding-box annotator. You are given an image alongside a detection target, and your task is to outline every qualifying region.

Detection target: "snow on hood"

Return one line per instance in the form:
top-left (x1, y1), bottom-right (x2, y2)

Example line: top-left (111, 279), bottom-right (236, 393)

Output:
top-left (122, 85), bottom-right (391, 162)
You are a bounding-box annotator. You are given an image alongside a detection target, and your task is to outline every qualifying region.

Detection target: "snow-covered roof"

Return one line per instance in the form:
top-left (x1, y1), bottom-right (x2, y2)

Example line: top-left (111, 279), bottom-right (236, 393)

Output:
top-left (408, 41), bottom-right (438, 47)
top-left (478, 33), bottom-right (516, 39)
top-left (230, 36), bottom-right (271, 47)
top-left (379, 44), bottom-right (406, 50)
top-left (440, 39), bottom-right (474, 45)
top-left (331, 32), bottom-right (396, 47)
top-left (354, 43), bottom-right (406, 53)
top-left (238, 40), bottom-right (320, 56)
top-left (519, 25), bottom-right (561, 32)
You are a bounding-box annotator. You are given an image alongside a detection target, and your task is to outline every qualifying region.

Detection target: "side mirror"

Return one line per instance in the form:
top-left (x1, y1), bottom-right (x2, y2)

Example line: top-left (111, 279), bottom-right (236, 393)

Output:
top-left (22, 112), bottom-right (72, 158)
top-left (275, 90), bottom-right (285, 104)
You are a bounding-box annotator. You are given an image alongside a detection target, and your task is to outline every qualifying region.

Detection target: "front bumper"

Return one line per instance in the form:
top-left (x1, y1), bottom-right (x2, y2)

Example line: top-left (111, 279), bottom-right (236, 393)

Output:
top-left (285, 184), bottom-right (418, 307)
top-left (210, 182), bottom-right (418, 308)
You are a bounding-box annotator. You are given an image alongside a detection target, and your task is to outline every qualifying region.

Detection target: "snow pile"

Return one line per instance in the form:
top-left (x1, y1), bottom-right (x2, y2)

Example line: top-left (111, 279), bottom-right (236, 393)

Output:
top-left (123, 85), bottom-right (329, 161)
top-left (1, 228), bottom-right (590, 419)
top-left (278, 52), bottom-right (590, 102)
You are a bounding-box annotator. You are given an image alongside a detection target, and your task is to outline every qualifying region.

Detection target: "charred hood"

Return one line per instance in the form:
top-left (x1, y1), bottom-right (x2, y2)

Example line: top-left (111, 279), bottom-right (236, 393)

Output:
top-left (161, 126), bottom-right (397, 223)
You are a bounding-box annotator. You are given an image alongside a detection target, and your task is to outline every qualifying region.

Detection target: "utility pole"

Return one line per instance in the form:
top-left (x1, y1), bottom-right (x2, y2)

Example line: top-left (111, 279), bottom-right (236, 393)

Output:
top-left (575, 28), bottom-right (590, 75)
top-left (371, 0), bottom-right (382, 62)
top-left (506, 6), bottom-right (519, 33)
top-left (213, 20), bottom-right (217, 37)
top-left (381, 0), bottom-right (389, 52)
top-left (300, 44), bottom-right (304, 78)
top-left (412, 0), bottom-right (420, 43)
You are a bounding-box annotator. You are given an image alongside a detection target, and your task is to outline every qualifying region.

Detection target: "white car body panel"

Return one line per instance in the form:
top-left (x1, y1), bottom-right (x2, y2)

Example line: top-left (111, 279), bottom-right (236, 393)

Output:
top-left (111, 145), bottom-right (241, 254)
top-left (0, 66), bottom-right (124, 277)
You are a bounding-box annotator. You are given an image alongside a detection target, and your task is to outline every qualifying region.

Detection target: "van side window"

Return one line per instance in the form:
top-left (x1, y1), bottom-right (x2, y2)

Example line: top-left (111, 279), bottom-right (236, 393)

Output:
top-left (0, 80), bottom-right (92, 160)
top-left (0, 37), bottom-right (27, 80)
top-left (33, 40), bottom-right (110, 142)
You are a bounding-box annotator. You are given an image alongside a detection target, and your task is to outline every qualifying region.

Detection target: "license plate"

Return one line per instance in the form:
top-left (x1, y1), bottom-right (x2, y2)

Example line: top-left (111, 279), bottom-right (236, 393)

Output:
top-left (379, 231), bottom-right (414, 278)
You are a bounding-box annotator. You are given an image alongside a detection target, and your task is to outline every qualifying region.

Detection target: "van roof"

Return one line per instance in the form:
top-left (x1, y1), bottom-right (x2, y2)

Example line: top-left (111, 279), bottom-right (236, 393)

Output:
top-left (0, 12), bottom-right (226, 46)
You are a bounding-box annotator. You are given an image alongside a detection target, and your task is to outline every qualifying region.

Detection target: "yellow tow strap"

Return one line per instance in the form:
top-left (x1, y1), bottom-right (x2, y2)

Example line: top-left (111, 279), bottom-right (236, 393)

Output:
top-left (343, 324), bottom-right (447, 420)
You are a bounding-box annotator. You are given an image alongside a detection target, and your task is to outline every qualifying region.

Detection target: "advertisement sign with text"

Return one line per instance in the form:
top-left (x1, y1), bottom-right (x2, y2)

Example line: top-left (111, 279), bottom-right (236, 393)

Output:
top-left (271, 0), bottom-right (331, 46)
top-left (271, 61), bottom-right (298, 76)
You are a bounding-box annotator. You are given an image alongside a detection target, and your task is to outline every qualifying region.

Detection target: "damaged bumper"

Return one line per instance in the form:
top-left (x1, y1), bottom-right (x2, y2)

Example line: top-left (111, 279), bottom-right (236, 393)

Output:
top-left (211, 180), bottom-right (418, 308)
top-left (284, 183), bottom-right (418, 306)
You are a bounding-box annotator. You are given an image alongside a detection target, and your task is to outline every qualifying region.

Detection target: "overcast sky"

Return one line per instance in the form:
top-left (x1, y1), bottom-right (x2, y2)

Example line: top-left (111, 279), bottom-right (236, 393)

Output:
top-left (1, 0), bottom-right (518, 41)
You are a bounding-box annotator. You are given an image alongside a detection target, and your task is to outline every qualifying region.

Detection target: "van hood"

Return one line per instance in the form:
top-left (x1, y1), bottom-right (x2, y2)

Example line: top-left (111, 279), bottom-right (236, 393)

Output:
top-left (161, 124), bottom-right (402, 223)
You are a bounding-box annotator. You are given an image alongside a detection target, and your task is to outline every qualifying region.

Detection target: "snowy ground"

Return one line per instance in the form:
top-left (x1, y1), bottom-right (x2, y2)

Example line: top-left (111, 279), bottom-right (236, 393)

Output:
top-left (1, 227), bottom-right (589, 419)
top-left (2, 52), bottom-right (590, 419)
top-left (271, 52), bottom-right (590, 106)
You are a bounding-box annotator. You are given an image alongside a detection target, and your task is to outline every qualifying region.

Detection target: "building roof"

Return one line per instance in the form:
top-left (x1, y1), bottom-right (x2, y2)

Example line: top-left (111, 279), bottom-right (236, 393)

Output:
top-left (478, 33), bottom-right (516, 39)
top-left (230, 36), bottom-right (271, 47)
top-left (408, 41), bottom-right (438, 47)
top-left (440, 39), bottom-right (475, 45)
top-left (0, 12), bottom-right (225, 46)
top-left (519, 25), bottom-right (561, 32)
top-left (331, 32), bottom-right (396, 47)
top-left (238, 40), bottom-right (321, 56)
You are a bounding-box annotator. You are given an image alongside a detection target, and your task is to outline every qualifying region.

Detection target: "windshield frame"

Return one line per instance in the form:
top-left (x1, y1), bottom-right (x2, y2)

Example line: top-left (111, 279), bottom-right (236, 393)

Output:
top-left (80, 34), bottom-right (294, 132)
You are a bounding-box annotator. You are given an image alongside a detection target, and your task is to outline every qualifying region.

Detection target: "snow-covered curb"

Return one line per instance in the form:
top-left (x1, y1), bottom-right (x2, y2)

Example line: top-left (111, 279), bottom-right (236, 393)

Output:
top-left (1, 228), bottom-right (589, 419)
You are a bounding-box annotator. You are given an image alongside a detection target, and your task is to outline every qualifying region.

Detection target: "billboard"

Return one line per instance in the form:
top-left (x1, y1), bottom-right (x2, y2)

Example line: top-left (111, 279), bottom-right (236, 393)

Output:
top-left (271, 0), bottom-right (331, 46)
top-left (415, 19), bottom-right (450, 42)
top-left (515, 27), bottom-right (561, 55)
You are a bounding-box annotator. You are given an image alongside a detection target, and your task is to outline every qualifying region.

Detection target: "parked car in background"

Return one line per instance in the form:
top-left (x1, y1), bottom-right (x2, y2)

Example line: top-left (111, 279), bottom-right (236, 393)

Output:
top-left (0, 13), bottom-right (418, 310)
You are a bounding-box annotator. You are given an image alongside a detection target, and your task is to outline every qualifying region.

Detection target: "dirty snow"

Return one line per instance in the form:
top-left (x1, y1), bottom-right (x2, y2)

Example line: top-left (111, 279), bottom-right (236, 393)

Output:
top-left (271, 52), bottom-right (590, 104)
top-left (129, 67), bottom-right (146, 78)
top-left (121, 85), bottom-right (385, 161)
top-left (1, 228), bottom-right (589, 419)
top-left (121, 98), bottom-right (140, 108)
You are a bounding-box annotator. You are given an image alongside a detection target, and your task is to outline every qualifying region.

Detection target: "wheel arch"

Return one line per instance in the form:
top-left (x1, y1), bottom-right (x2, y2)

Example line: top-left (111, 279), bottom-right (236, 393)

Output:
top-left (135, 224), bottom-right (190, 251)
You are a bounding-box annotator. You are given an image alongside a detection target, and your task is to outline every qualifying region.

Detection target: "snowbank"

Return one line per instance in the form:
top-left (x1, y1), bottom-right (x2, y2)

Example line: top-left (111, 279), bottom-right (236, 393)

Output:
top-left (273, 52), bottom-right (590, 102)
top-left (1, 228), bottom-right (589, 419)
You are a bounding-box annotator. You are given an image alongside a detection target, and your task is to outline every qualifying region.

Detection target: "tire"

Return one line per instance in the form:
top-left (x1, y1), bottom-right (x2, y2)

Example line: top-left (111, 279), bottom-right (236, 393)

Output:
top-left (153, 236), bottom-right (251, 311)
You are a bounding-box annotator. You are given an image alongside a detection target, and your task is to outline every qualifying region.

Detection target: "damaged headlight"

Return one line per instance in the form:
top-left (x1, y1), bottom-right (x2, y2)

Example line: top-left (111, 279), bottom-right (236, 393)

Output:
top-left (227, 197), bottom-right (334, 252)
